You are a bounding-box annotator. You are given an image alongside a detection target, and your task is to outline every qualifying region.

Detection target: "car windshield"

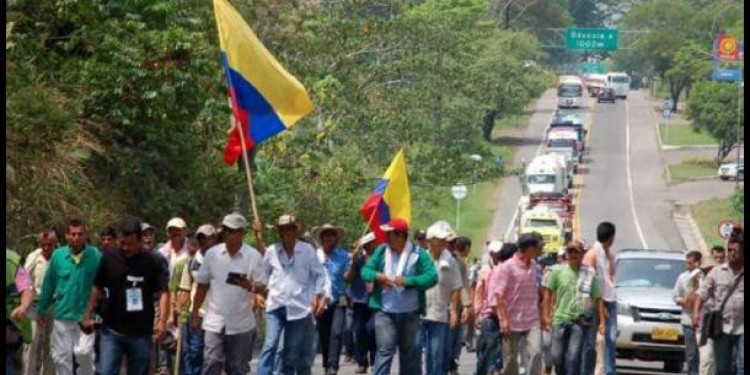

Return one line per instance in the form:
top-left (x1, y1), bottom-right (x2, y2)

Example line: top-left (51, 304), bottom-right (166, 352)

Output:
top-left (528, 174), bottom-right (555, 184)
top-left (610, 76), bottom-right (629, 83)
top-left (549, 139), bottom-right (576, 148)
top-left (558, 84), bottom-right (582, 97)
top-left (616, 258), bottom-right (684, 288)
top-left (526, 219), bottom-right (558, 227)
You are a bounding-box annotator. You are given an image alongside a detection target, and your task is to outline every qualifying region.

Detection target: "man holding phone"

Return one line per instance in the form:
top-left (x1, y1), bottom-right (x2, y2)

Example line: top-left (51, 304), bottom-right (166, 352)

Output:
top-left (190, 213), bottom-right (266, 375)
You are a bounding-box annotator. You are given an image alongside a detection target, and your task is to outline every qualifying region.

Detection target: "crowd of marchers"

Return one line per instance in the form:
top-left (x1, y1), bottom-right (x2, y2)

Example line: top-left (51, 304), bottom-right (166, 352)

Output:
top-left (6, 214), bottom-right (744, 375)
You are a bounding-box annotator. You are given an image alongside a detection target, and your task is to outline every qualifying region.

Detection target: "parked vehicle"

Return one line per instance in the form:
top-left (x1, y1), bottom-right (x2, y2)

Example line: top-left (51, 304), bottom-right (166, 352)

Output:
top-left (550, 115), bottom-right (587, 152)
top-left (615, 249), bottom-right (686, 373)
top-left (718, 158), bottom-right (744, 181)
top-left (515, 205), bottom-right (567, 255)
top-left (547, 127), bottom-right (583, 159)
top-left (546, 138), bottom-right (580, 173)
top-left (606, 72), bottom-right (630, 99)
top-left (557, 76), bottom-right (584, 109)
top-left (517, 193), bottom-right (575, 246)
top-left (524, 154), bottom-right (571, 195)
top-left (597, 87), bottom-right (616, 103)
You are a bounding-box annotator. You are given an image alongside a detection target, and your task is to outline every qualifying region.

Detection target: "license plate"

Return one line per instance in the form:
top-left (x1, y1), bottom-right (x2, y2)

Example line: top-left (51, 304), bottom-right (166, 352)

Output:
top-left (651, 326), bottom-right (679, 341)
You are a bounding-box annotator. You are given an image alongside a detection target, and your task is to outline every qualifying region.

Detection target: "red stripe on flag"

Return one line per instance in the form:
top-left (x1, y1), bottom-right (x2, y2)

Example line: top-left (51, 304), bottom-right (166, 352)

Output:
top-left (224, 88), bottom-right (254, 165)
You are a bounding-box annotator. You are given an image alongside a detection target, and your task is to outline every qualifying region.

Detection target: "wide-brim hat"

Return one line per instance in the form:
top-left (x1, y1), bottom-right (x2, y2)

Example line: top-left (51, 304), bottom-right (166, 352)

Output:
top-left (312, 224), bottom-right (346, 244)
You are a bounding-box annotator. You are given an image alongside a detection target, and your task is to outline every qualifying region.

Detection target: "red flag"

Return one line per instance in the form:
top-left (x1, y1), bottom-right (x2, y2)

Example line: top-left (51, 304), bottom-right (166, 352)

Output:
top-left (223, 89), bottom-right (254, 165)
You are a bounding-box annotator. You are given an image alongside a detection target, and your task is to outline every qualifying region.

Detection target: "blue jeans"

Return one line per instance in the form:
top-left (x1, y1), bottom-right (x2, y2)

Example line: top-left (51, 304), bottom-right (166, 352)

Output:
top-left (97, 327), bottom-right (152, 375)
top-left (180, 322), bottom-right (204, 375)
top-left (602, 302), bottom-right (617, 375)
top-left (448, 313), bottom-right (463, 372)
top-left (344, 307), bottom-right (354, 358)
top-left (352, 303), bottom-right (376, 368)
top-left (420, 320), bottom-right (450, 375)
top-left (258, 308), bottom-right (315, 375)
top-left (372, 311), bottom-right (422, 375)
top-left (714, 333), bottom-right (743, 375)
top-left (683, 325), bottom-right (699, 375)
top-left (551, 322), bottom-right (586, 375)
top-left (475, 316), bottom-right (503, 375)
top-left (317, 305), bottom-right (346, 371)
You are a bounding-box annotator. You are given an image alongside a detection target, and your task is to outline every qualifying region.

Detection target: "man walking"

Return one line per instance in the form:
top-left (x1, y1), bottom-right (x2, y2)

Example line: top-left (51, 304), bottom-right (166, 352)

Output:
top-left (24, 230), bottom-right (58, 375)
top-left (7, 249), bottom-right (35, 375)
top-left (695, 229), bottom-right (743, 375)
top-left (361, 218), bottom-right (438, 375)
top-left (313, 224), bottom-right (351, 375)
top-left (544, 240), bottom-right (606, 375)
top-left (421, 222), bottom-right (462, 375)
top-left (344, 233), bottom-right (378, 374)
top-left (495, 233), bottom-right (544, 375)
top-left (36, 220), bottom-right (101, 375)
top-left (178, 225), bottom-right (216, 375)
top-left (473, 241), bottom-right (510, 375)
top-left (190, 214), bottom-right (265, 375)
top-left (581, 222), bottom-right (617, 375)
top-left (447, 236), bottom-right (473, 375)
top-left (674, 251), bottom-right (702, 375)
top-left (256, 214), bottom-right (328, 375)
top-left (86, 217), bottom-right (169, 375)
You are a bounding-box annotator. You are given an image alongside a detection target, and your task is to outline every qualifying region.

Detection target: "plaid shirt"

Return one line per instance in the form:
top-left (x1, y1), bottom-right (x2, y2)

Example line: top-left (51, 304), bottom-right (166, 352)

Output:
top-left (495, 253), bottom-right (541, 332)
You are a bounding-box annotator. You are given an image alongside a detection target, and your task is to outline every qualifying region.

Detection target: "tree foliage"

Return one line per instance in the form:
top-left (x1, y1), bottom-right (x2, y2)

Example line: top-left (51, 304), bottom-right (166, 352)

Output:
top-left (686, 81), bottom-right (744, 166)
top-left (6, 0), bottom-right (552, 248)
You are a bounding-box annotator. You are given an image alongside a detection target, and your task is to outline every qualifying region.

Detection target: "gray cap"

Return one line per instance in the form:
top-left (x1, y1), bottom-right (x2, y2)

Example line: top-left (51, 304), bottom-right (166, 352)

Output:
top-left (141, 222), bottom-right (155, 232)
top-left (222, 213), bottom-right (248, 230)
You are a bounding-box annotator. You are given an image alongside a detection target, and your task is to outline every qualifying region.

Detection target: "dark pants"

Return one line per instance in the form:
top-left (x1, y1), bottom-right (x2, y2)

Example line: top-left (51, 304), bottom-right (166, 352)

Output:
top-left (181, 321), bottom-right (205, 375)
top-left (683, 325), bottom-right (698, 375)
top-left (344, 307), bottom-right (354, 358)
top-left (372, 311), bottom-right (422, 375)
top-left (352, 303), bottom-right (376, 368)
top-left (551, 322), bottom-right (586, 375)
top-left (447, 307), bottom-right (464, 372)
top-left (97, 328), bottom-right (152, 375)
top-left (714, 333), bottom-right (743, 375)
top-left (475, 316), bottom-right (503, 375)
top-left (317, 304), bottom-right (346, 372)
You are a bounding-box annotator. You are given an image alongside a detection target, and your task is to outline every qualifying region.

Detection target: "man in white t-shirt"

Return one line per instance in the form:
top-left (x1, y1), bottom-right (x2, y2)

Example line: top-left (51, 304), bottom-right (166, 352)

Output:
top-left (190, 214), bottom-right (265, 375)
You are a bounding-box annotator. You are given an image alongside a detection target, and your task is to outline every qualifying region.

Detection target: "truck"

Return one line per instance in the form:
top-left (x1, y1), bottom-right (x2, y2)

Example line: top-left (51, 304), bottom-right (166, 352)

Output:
top-left (517, 193), bottom-right (575, 246)
top-left (585, 73), bottom-right (607, 97)
top-left (606, 72), bottom-right (631, 99)
top-left (546, 137), bottom-right (580, 173)
top-left (524, 154), bottom-right (571, 196)
top-left (515, 204), bottom-right (567, 255)
top-left (547, 126), bottom-right (583, 157)
top-left (556, 76), bottom-right (584, 109)
top-left (550, 114), bottom-right (587, 153)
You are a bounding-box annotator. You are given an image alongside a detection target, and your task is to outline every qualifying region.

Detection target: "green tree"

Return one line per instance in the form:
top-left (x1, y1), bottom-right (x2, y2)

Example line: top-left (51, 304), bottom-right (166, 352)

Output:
top-left (686, 81), bottom-right (744, 166)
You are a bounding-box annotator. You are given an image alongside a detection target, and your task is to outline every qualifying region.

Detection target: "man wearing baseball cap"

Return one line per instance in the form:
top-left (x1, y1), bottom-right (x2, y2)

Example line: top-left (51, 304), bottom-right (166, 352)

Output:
top-left (177, 224), bottom-right (217, 375)
top-left (360, 218), bottom-right (438, 375)
top-left (421, 222), bottom-right (463, 375)
top-left (190, 213), bottom-right (265, 375)
top-left (255, 214), bottom-right (328, 375)
top-left (159, 217), bottom-right (190, 270)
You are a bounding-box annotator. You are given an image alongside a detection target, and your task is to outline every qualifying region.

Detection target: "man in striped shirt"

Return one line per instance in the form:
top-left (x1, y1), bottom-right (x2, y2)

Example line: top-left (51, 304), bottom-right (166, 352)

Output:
top-left (495, 233), bottom-right (544, 375)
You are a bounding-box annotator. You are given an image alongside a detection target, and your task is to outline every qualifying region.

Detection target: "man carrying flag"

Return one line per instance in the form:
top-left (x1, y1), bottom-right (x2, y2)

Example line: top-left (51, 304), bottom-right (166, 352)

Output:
top-left (361, 218), bottom-right (438, 375)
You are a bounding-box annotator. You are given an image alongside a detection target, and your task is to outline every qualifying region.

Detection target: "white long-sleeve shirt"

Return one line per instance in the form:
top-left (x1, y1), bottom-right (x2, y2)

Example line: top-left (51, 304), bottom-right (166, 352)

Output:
top-left (263, 241), bottom-right (327, 321)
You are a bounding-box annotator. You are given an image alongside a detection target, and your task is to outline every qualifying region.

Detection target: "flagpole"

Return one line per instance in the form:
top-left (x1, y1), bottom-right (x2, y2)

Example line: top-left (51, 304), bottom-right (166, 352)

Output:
top-left (235, 123), bottom-right (262, 230)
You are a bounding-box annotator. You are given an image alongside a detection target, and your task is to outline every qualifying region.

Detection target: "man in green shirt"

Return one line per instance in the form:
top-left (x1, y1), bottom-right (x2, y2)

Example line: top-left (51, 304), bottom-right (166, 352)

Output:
top-left (37, 219), bottom-right (101, 375)
top-left (542, 240), bottom-right (605, 375)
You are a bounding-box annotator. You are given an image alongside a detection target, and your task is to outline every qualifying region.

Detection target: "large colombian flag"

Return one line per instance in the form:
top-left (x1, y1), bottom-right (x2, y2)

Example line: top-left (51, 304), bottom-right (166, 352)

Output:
top-left (213, 0), bottom-right (314, 165)
top-left (360, 150), bottom-right (411, 244)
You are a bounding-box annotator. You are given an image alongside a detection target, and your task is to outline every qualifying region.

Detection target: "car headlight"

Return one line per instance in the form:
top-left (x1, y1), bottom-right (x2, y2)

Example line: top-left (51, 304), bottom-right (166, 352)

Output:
top-left (617, 302), bottom-right (632, 316)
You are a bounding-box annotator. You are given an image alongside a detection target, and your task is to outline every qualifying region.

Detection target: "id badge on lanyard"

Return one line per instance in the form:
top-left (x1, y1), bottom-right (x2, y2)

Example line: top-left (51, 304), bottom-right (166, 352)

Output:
top-left (126, 275), bottom-right (145, 312)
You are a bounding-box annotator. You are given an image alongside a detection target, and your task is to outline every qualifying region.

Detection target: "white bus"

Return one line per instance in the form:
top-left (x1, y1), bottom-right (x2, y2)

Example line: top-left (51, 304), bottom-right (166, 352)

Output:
top-left (606, 72), bottom-right (630, 99)
top-left (556, 76), bottom-right (584, 109)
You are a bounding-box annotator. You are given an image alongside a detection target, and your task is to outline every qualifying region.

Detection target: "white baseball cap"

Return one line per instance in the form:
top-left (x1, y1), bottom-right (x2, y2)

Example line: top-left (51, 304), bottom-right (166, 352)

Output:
top-left (426, 222), bottom-right (451, 240)
top-left (222, 213), bottom-right (248, 230)
top-left (166, 217), bottom-right (187, 231)
top-left (196, 224), bottom-right (217, 237)
top-left (488, 240), bottom-right (504, 254)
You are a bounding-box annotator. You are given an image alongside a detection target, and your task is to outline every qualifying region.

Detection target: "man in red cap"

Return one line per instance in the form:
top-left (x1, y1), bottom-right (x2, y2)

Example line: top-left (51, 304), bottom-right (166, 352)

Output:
top-left (361, 218), bottom-right (438, 375)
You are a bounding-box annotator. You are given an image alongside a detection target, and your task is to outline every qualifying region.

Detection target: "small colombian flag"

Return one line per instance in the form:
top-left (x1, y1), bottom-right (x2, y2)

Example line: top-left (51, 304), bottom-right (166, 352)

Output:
top-left (213, 0), bottom-right (314, 165)
top-left (360, 150), bottom-right (412, 244)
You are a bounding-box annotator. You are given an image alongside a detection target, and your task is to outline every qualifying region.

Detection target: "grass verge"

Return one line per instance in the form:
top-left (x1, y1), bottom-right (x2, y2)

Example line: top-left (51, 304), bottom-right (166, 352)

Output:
top-left (691, 197), bottom-right (737, 250)
top-left (659, 122), bottom-right (717, 146)
top-left (667, 159), bottom-right (717, 183)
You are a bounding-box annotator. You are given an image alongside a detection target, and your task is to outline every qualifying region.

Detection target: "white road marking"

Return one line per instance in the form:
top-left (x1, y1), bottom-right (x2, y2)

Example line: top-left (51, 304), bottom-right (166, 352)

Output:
top-left (625, 100), bottom-right (649, 248)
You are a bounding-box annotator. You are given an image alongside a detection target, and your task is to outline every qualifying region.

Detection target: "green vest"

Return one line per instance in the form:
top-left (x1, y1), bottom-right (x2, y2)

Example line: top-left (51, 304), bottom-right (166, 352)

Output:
top-left (6, 249), bottom-right (32, 343)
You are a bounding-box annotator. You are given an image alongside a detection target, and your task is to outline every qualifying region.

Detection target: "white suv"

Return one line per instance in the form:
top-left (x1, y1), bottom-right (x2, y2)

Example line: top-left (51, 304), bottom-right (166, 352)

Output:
top-left (615, 249), bottom-right (686, 373)
top-left (718, 159), bottom-right (744, 181)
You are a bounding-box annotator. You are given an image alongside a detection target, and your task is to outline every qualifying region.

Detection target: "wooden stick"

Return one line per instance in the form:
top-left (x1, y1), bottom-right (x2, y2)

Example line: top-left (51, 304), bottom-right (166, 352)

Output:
top-left (172, 323), bottom-right (182, 375)
top-left (235, 123), bottom-right (263, 243)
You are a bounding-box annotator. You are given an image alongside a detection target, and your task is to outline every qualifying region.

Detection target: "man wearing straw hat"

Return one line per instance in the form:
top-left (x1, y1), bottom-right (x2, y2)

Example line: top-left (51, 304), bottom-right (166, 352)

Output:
top-left (256, 214), bottom-right (328, 375)
top-left (312, 224), bottom-right (352, 375)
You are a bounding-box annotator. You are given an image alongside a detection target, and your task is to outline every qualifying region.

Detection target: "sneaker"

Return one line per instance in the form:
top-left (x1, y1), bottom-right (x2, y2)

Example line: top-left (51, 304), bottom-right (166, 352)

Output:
top-left (325, 369), bottom-right (338, 375)
top-left (344, 356), bottom-right (354, 363)
top-left (355, 366), bottom-right (368, 374)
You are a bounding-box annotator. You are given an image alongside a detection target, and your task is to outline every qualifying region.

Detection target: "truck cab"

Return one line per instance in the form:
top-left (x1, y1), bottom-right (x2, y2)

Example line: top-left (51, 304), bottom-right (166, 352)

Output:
top-left (547, 127), bottom-right (583, 161)
top-left (516, 205), bottom-right (566, 254)
top-left (546, 138), bottom-right (580, 172)
top-left (524, 154), bottom-right (571, 195)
